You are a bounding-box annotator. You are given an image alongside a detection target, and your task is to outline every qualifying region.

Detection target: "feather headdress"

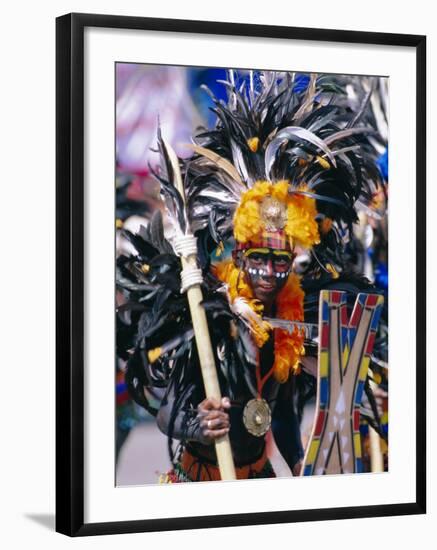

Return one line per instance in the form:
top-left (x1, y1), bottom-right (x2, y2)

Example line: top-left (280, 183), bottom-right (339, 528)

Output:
top-left (185, 70), bottom-right (387, 274)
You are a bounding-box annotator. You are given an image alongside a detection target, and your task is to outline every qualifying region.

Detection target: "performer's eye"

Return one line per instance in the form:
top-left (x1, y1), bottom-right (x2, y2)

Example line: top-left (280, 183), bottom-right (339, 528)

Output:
top-left (273, 256), bottom-right (291, 270)
top-left (248, 253), bottom-right (267, 265)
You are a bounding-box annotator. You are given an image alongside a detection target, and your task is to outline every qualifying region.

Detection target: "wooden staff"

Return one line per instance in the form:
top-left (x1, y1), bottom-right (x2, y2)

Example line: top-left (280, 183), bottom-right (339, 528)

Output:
top-left (355, 216), bottom-right (385, 473)
top-left (368, 380), bottom-right (384, 473)
top-left (165, 140), bottom-right (236, 481)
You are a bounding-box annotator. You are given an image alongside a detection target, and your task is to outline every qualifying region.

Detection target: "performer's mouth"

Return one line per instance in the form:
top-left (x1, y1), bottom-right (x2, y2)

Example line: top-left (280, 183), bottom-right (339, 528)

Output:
top-left (258, 280), bottom-right (275, 291)
top-left (259, 283), bottom-right (274, 291)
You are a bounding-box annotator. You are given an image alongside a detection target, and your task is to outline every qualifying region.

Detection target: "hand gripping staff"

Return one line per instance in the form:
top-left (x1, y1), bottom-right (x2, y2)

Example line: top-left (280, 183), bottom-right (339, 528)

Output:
top-left (157, 132), bottom-right (236, 481)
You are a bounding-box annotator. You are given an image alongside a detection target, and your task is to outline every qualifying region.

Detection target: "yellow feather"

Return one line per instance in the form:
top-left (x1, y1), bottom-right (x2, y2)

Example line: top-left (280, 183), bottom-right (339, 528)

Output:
top-left (233, 180), bottom-right (320, 249)
top-left (247, 137), bottom-right (260, 153)
top-left (316, 155), bottom-right (330, 169)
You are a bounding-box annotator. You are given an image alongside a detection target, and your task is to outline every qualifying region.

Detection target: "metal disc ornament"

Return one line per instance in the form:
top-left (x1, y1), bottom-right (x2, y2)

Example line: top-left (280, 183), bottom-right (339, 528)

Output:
top-left (243, 398), bottom-right (272, 437)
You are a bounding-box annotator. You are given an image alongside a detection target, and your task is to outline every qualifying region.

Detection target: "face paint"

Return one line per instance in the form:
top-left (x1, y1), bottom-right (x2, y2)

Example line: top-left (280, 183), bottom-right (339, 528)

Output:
top-left (243, 248), bottom-right (294, 306)
top-left (247, 267), bottom-right (289, 279)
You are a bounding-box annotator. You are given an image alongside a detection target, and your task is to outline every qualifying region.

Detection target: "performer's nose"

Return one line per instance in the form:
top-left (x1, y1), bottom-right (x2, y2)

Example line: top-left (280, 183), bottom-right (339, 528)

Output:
top-left (264, 259), bottom-right (274, 277)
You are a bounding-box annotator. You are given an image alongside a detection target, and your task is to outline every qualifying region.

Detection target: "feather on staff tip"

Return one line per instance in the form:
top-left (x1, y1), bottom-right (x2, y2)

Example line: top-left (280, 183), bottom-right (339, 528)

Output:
top-left (156, 133), bottom-right (188, 235)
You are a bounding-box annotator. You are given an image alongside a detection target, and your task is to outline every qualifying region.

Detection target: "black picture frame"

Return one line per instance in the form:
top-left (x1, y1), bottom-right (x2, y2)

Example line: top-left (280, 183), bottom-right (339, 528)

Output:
top-left (56, 12), bottom-right (426, 537)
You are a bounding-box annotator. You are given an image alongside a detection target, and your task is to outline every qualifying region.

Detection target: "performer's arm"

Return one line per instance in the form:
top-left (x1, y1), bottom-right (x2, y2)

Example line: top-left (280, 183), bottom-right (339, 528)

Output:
top-left (271, 379), bottom-right (304, 475)
top-left (156, 381), bottom-right (230, 445)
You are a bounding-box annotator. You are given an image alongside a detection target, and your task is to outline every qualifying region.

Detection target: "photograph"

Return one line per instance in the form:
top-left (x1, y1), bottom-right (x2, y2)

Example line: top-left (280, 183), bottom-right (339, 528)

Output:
top-left (114, 64), bottom-right (389, 485)
top-left (0, 1), bottom-right (430, 545)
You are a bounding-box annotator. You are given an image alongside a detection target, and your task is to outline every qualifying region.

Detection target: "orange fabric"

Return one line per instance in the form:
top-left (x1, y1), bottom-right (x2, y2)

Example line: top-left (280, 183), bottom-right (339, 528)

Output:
top-left (180, 447), bottom-right (269, 481)
top-left (214, 260), bottom-right (305, 381)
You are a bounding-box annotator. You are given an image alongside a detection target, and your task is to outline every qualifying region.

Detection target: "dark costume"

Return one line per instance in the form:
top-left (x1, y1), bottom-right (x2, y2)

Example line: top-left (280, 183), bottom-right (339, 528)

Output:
top-left (116, 70), bottom-right (388, 481)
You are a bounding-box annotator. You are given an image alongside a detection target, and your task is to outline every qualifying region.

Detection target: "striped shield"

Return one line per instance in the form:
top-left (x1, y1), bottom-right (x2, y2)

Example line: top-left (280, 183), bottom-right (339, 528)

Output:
top-left (302, 290), bottom-right (384, 476)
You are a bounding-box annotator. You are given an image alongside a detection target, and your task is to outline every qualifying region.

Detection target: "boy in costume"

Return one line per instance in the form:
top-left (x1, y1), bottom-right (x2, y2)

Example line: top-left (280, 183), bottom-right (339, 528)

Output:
top-left (116, 71), bottom-right (388, 481)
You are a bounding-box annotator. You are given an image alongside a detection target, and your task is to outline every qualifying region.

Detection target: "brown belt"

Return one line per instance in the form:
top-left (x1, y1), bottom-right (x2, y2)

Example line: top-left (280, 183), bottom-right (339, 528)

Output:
top-left (180, 446), bottom-right (269, 481)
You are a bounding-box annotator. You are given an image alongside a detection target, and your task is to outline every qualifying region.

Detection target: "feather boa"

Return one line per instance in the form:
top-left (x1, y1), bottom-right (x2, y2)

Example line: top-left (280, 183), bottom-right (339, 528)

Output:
top-left (214, 260), bottom-right (305, 382)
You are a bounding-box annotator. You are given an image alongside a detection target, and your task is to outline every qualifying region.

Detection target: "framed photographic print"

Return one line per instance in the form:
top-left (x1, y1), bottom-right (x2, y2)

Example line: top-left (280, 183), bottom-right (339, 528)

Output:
top-left (56, 12), bottom-right (426, 536)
